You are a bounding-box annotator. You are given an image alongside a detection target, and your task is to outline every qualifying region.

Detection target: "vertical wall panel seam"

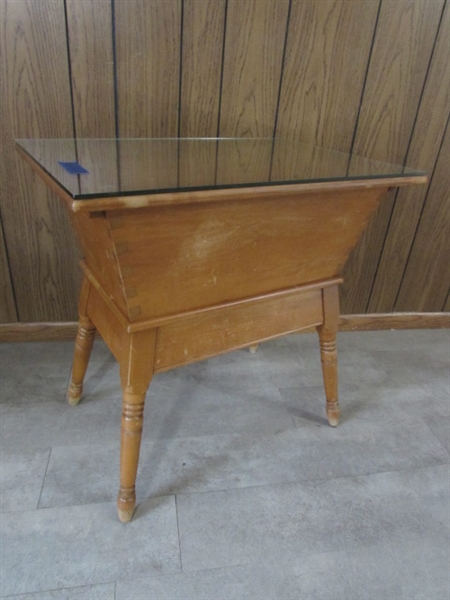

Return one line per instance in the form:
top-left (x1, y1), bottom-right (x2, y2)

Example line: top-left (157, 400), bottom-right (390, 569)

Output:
top-left (0, 213), bottom-right (19, 321)
top-left (215, 0), bottom-right (229, 139)
top-left (346, 0), bottom-right (382, 173)
top-left (442, 287), bottom-right (450, 312)
top-left (111, 0), bottom-right (121, 191)
top-left (366, 0), bottom-right (449, 312)
top-left (63, 0), bottom-right (78, 141)
top-left (214, 0), bottom-right (229, 184)
top-left (177, 0), bottom-right (185, 188)
top-left (269, 0), bottom-right (293, 181)
top-left (177, 0), bottom-right (185, 140)
top-left (111, 0), bottom-right (120, 139)
top-left (393, 112), bottom-right (450, 311)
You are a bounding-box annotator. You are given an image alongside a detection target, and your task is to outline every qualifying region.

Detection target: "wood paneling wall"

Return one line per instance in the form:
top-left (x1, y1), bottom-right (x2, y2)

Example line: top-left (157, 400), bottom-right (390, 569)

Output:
top-left (0, 0), bottom-right (449, 323)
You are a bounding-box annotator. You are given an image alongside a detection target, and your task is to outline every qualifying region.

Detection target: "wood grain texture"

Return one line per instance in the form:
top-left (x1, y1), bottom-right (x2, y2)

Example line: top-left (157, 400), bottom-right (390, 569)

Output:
top-left (368, 2), bottom-right (450, 312)
top-left (106, 187), bottom-right (383, 321)
top-left (1, 0), bottom-right (448, 322)
top-left (216, 0), bottom-right (289, 184)
top-left (340, 0), bottom-right (444, 314)
top-left (395, 121), bottom-right (450, 312)
top-left (65, 0), bottom-right (116, 137)
top-left (444, 293), bottom-right (450, 312)
top-left (154, 287), bottom-right (323, 371)
top-left (69, 211), bottom-right (129, 318)
top-left (275, 0), bottom-right (379, 151)
top-left (218, 0), bottom-right (289, 137)
top-left (338, 312), bottom-right (450, 331)
top-left (2, 312), bottom-right (448, 343)
top-left (180, 0), bottom-right (226, 137)
top-left (114, 0), bottom-right (181, 137)
top-left (0, 217), bottom-right (17, 322)
top-left (178, 0), bottom-right (226, 187)
top-left (0, 0), bottom-right (81, 321)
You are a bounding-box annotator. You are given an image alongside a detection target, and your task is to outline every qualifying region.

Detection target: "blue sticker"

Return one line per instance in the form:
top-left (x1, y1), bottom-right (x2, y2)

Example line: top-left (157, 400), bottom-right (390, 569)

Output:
top-left (58, 161), bottom-right (89, 175)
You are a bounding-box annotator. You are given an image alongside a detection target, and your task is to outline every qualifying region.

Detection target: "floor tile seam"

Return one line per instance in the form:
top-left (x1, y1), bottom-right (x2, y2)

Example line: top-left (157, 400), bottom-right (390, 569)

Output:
top-left (421, 416), bottom-right (450, 456)
top-left (114, 525), bottom-right (450, 584)
top-left (0, 445), bottom-right (53, 457)
top-left (174, 495), bottom-right (183, 573)
top-left (276, 386), bottom-right (299, 429)
top-left (114, 559), bottom-right (258, 588)
top-left (14, 458), bottom-right (450, 514)
top-left (36, 447), bottom-right (53, 510)
top-left (172, 458), bottom-right (450, 500)
top-left (1, 493), bottom-right (179, 516)
top-left (0, 579), bottom-right (117, 599)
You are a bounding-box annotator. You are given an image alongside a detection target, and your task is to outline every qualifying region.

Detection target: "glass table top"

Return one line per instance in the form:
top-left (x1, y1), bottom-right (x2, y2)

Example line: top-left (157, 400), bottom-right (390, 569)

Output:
top-left (16, 138), bottom-right (425, 200)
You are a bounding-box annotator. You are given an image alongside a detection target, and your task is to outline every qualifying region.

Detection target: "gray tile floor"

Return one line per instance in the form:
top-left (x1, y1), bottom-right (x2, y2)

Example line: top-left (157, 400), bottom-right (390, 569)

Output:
top-left (1, 329), bottom-right (449, 599)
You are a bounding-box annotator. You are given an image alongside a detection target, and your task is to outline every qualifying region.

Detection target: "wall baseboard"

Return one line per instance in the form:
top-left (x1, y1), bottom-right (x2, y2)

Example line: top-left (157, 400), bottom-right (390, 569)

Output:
top-left (0, 312), bottom-right (449, 343)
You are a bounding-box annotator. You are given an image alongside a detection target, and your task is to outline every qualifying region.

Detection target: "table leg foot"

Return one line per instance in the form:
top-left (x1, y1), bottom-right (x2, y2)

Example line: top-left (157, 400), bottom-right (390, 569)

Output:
top-left (118, 508), bottom-right (135, 523)
top-left (117, 486), bottom-right (136, 522)
top-left (67, 382), bottom-right (83, 406)
top-left (249, 344), bottom-right (259, 354)
top-left (326, 401), bottom-right (340, 427)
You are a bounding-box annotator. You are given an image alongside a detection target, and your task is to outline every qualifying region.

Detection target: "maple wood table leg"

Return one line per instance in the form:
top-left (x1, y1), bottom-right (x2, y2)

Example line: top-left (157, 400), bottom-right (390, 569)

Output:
top-left (249, 344), bottom-right (259, 353)
top-left (117, 329), bottom-right (156, 523)
top-left (67, 277), bottom-right (96, 406)
top-left (317, 285), bottom-right (340, 427)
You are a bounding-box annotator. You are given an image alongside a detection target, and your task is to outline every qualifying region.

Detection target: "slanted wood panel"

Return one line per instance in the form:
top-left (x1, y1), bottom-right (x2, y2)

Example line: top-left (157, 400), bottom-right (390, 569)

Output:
top-left (340, 0), bottom-right (445, 314)
top-left (0, 0), bottom-right (80, 322)
top-left (275, 0), bottom-right (379, 151)
top-left (395, 120), bottom-right (450, 312)
top-left (65, 0), bottom-right (116, 138)
top-left (114, 0), bottom-right (181, 137)
top-left (368, 2), bottom-right (450, 312)
top-left (0, 218), bottom-right (17, 322)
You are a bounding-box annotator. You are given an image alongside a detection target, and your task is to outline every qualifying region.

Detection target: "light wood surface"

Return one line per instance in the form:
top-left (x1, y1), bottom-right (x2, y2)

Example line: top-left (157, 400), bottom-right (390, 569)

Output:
top-left (154, 287), bottom-right (324, 372)
top-left (16, 141), bottom-right (420, 520)
top-left (1, 312), bottom-right (449, 344)
top-left (105, 189), bottom-right (384, 321)
top-left (36, 165), bottom-right (419, 520)
top-left (317, 285), bottom-right (340, 426)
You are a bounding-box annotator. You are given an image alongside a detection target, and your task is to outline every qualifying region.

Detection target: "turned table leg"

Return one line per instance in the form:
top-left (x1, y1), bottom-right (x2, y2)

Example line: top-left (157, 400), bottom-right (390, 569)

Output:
top-left (67, 278), bottom-right (96, 406)
top-left (316, 285), bottom-right (340, 427)
top-left (117, 329), bottom-right (156, 523)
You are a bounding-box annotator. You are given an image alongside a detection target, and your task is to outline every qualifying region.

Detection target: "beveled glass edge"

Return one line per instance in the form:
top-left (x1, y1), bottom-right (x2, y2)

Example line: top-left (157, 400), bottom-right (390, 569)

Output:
top-left (16, 138), bottom-right (427, 200)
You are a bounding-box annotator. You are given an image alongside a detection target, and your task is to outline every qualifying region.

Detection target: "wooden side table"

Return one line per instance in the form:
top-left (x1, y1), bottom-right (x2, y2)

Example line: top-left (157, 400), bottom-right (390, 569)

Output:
top-left (17, 138), bottom-right (426, 521)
